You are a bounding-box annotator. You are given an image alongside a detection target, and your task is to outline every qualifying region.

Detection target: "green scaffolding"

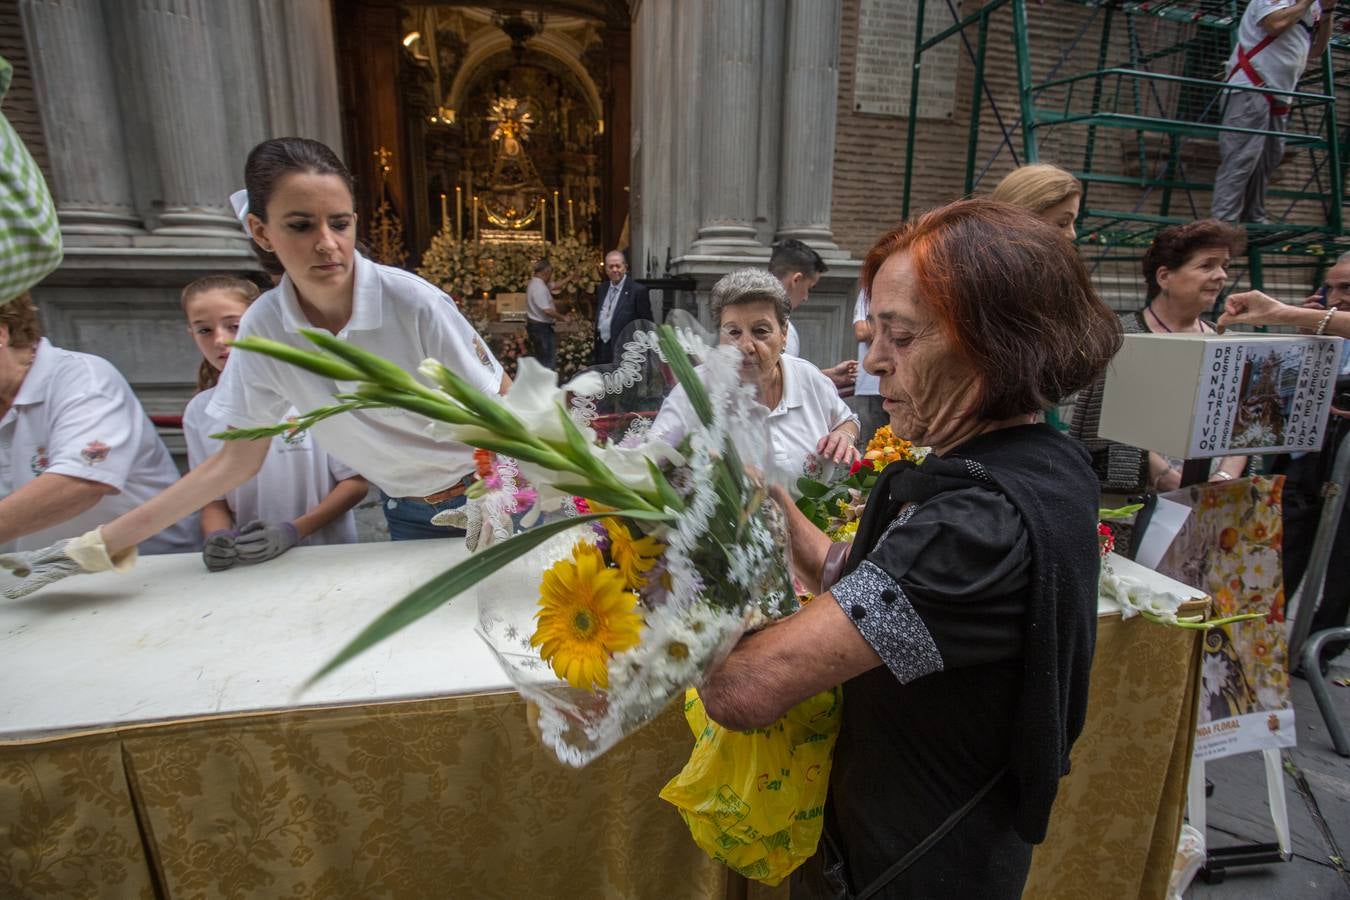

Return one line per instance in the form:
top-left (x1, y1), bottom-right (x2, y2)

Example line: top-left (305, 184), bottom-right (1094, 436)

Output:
top-left (900, 0), bottom-right (1348, 293)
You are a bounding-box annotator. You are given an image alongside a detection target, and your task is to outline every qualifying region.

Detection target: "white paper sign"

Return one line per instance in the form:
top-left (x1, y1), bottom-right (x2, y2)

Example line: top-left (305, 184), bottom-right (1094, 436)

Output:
top-left (1190, 337), bottom-right (1339, 456)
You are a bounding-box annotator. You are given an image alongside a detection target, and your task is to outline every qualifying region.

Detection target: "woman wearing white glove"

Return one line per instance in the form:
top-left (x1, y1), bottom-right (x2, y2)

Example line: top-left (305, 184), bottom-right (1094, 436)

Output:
top-left (179, 274), bottom-right (366, 572)
top-left (1, 137), bottom-right (508, 599)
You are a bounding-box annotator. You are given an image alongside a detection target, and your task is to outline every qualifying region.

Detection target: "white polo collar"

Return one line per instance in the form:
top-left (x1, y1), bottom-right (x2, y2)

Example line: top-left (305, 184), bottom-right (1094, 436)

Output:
top-left (768, 356), bottom-right (804, 417)
top-left (11, 338), bottom-right (55, 408)
top-left (279, 252), bottom-right (383, 336)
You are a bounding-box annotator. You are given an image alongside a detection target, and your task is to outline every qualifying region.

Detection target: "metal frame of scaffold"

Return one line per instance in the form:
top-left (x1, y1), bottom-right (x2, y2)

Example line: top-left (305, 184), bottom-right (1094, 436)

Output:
top-left (900, 0), bottom-right (1348, 295)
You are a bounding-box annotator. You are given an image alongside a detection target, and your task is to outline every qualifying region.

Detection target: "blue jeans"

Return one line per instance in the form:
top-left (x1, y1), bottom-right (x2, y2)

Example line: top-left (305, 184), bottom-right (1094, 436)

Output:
top-left (526, 321), bottom-right (556, 370)
top-left (380, 489), bottom-right (468, 541)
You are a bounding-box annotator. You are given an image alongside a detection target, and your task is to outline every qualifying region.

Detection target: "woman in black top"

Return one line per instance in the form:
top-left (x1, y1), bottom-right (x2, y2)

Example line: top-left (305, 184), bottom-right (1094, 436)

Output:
top-left (700, 199), bottom-right (1123, 899)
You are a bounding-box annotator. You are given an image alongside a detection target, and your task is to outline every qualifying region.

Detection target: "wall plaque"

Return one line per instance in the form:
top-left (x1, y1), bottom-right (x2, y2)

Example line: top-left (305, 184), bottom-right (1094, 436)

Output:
top-left (854, 0), bottom-right (959, 119)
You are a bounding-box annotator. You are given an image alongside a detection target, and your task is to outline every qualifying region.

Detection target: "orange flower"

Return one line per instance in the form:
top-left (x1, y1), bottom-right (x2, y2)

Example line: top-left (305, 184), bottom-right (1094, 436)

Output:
top-left (473, 448), bottom-right (495, 479)
top-left (1219, 527), bottom-right (1239, 552)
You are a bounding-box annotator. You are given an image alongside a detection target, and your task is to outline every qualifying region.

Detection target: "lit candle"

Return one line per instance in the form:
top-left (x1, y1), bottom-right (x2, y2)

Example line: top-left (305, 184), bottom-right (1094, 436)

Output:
top-left (440, 193), bottom-right (448, 233)
top-left (553, 191), bottom-right (560, 242)
top-left (455, 187), bottom-right (463, 240)
top-left (568, 199), bottom-right (574, 235)
top-left (473, 195), bottom-right (480, 244)
top-left (539, 198), bottom-right (547, 241)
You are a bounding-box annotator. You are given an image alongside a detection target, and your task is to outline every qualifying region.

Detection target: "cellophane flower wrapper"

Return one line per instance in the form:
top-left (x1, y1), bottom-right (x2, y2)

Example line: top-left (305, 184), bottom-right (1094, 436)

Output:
top-left (477, 314), bottom-right (798, 767)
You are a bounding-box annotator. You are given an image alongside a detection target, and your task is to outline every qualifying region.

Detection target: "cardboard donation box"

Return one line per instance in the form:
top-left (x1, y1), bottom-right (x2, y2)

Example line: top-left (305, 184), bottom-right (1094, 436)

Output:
top-left (1099, 333), bottom-right (1342, 458)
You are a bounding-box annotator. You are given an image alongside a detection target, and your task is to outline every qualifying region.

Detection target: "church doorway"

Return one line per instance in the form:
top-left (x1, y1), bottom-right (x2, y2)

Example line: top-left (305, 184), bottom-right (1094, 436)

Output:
top-left (332, 1), bottom-right (631, 267)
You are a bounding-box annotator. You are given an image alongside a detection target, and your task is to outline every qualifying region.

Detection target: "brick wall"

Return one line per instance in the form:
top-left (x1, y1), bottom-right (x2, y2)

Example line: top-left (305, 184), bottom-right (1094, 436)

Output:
top-left (831, 0), bottom-right (1346, 305)
top-left (0, 7), bottom-right (49, 180)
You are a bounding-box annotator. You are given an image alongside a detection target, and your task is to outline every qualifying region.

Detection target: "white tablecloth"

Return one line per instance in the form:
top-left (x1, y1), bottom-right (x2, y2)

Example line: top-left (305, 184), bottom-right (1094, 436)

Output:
top-left (0, 540), bottom-right (508, 739)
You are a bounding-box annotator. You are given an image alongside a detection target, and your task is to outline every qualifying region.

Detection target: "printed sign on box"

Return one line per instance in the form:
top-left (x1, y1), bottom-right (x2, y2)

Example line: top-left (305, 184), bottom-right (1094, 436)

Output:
top-left (1100, 333), bottom-right (1341, 459)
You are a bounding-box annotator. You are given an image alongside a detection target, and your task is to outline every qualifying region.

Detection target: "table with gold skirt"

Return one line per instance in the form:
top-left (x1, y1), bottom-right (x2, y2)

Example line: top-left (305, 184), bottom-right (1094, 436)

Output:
top-left (0, 546), bottom-right (1202, 899)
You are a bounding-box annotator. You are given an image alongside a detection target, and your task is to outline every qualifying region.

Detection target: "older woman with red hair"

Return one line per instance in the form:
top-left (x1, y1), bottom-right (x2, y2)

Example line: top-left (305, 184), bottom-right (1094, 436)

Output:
top-left (700, 199), bottom-right (1122, 898)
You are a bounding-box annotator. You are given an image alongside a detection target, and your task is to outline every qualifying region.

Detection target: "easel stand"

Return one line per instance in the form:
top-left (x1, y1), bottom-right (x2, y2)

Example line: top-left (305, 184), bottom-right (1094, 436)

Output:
top-left (1188, 750), bottom-right (1290, 883)
top-left (1174, 460), bottom-right (1292, 882)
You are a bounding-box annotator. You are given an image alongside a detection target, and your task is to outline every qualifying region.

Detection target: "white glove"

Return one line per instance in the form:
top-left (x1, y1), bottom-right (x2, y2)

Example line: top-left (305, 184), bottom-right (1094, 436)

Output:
top-left (431, 501), bottom-right (498, 552)
top-left (0, 529), bottom-right (136, 599)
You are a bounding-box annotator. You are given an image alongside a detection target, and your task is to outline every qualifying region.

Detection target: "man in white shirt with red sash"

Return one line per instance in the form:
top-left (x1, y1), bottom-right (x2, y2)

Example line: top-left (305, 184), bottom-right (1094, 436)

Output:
top-left (1211, 0), bottom-right (1334, 223)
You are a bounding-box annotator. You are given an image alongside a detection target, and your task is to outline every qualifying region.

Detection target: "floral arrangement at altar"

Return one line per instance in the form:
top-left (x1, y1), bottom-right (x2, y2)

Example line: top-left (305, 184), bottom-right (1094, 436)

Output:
top-left (417, 231), bottom-right (601, 300)
top-left (222, 320), bottom-right (796, 766)
top-left (555, 309), bottom-right (596, 381)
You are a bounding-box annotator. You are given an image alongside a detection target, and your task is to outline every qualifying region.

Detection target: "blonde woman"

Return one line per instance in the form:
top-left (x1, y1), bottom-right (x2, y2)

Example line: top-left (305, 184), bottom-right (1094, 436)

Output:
top-left (990, 163), bottom-right (1083, 240)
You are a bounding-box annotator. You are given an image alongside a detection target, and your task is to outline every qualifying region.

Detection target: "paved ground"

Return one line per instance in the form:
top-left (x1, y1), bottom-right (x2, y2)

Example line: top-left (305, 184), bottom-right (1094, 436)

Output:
top-left (1186, 656), bottom-right (1350, 899)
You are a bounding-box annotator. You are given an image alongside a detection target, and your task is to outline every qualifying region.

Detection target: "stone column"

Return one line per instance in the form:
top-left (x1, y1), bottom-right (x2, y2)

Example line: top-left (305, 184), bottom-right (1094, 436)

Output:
top-left (257, 0), bottom-right (344, 153)
top-left (18, 0), bottom-right (142, 234)
top-left (776, 0), bottom-right (842, 250)
top-left (130, 0), bottom-right (239, 235)
top-left (690, 0), bottom-right (765, 254)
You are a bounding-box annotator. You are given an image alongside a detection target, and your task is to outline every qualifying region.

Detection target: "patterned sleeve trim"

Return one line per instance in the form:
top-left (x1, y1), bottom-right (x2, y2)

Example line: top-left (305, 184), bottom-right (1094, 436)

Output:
top-left (831, 560), bottom-right (944, 684)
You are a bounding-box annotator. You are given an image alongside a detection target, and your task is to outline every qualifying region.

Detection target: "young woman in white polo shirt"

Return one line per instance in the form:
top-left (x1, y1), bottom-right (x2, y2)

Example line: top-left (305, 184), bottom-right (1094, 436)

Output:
top-left (180, 274), bottom-right (367, 571)
top-left (0, 138), bottom-right (509, 596)
top-left (0, 293), bottom-right (198, 555)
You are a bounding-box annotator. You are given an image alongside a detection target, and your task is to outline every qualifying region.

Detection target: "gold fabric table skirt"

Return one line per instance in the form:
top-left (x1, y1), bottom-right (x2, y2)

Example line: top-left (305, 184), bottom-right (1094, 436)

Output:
top-left (0, 612), bottom-right (1199, 900)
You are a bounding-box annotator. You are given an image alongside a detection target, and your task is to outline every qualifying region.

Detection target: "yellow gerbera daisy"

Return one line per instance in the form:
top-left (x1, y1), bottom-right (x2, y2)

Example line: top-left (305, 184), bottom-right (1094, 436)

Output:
top-left (603, 518), bottom-right (664, 589)
top-left (531, 542), bottom-right (643, 691)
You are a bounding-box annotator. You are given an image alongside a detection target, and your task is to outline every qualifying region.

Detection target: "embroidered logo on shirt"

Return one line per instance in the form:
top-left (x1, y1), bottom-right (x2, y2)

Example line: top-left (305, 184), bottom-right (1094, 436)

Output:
top-left (472, 336), bottom-right (494, 369)
top-left (30, 446), bottom-right (49, 475)
top-left (80, 441), bottom-right (111, 465)
top-left (281, 415), bottom-right (307, 447)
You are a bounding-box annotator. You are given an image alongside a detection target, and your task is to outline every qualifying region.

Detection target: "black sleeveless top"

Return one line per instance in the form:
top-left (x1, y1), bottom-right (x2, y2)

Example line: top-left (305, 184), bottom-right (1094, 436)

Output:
top-left (809, 424), bottom-right (1100, 899)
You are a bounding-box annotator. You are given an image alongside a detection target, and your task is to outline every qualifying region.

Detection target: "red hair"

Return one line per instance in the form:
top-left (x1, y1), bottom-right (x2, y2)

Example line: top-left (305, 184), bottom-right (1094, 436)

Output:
top-left (862, 199), bottom-right (1122, 419)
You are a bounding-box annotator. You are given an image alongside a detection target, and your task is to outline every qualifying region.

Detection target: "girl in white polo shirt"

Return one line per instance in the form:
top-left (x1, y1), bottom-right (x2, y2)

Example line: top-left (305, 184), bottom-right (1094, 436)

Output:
top-left (1, 138), bottom-right (509, 597)
top-left (180, 274), bottom-right (367, 571)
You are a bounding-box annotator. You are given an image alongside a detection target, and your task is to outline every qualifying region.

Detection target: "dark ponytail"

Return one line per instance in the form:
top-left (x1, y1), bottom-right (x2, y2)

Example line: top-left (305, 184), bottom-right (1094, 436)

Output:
top-left (243, 138), bottom-right (355, 275)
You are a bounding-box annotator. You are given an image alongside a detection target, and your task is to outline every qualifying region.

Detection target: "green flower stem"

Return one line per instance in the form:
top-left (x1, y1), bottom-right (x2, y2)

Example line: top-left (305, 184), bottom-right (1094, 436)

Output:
top-left (302, 328), bottom-right (420, 391)
top-left (350, 385), bottom-right (479, 426)
top-left (1139, 611), bottom-right (1266, 630)
top-left (229, 337), bottom-right (365, 382)
top-left (418, 358), bottom-right (529, 442)
top-left (1099, 503), bottom-right (1144, 521)
top-left (657, 325), bottom-right (713, 426)
top-left (210, 400), bottom-right (381, 441)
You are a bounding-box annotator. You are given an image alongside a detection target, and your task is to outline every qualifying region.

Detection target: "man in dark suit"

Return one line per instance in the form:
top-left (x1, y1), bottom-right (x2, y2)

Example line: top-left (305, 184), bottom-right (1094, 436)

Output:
top-left (593, 250), bottom-right (652, 364)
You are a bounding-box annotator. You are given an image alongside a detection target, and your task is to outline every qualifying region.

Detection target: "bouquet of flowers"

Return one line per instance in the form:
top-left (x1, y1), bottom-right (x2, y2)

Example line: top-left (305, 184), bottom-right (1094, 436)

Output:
top-left (795, 426), bottom-right (924, 541)
top-left (223, 319), bottom-right (796, 765)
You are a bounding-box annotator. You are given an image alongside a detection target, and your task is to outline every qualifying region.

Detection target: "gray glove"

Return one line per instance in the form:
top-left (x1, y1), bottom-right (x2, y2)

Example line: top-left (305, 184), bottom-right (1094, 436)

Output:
top-left (0, 540), bottom-right (82, 599)
top-left (202, 529), bottom-right (239, 572)
top-left (235, 520), bottom-right (300, 564)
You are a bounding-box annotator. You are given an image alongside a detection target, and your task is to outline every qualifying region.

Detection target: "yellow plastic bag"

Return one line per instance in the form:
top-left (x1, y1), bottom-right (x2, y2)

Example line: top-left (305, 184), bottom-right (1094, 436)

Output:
top-left (659, 686), bottom-right (842, 886)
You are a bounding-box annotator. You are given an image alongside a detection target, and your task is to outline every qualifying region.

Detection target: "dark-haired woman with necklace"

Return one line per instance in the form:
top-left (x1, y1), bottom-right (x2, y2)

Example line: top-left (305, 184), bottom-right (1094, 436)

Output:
top-left (1071, 219), bottom-right (1249, 494)
top-left (1, 138), bottom-right (510, 597)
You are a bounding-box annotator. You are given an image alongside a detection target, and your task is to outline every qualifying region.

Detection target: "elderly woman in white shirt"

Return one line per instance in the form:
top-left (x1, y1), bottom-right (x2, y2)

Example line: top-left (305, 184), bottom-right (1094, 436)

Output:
top-left (652, 269), bottom-right (860, 489)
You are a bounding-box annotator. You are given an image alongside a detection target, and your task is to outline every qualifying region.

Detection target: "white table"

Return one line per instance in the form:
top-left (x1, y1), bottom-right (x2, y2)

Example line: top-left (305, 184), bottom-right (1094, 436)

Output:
top-left (0, 541), bottom-right (510, 740)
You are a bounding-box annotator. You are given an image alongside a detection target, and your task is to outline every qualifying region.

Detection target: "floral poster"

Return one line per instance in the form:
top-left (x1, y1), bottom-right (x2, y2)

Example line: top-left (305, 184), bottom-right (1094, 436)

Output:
top-left (1154, 476), bottom-right (1295, 760)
